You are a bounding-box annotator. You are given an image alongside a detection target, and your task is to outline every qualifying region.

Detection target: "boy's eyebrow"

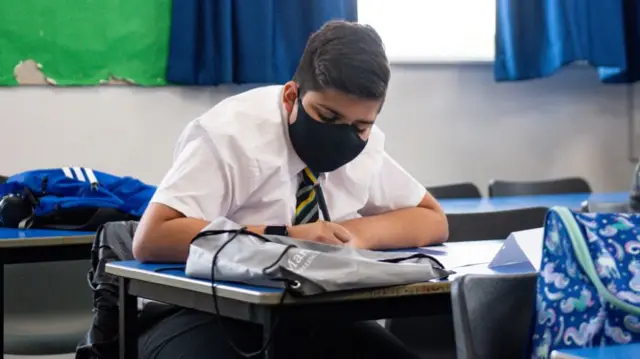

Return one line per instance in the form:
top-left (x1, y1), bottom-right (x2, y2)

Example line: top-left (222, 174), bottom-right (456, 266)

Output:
top-left (315, 104), bottom-right (375, 124)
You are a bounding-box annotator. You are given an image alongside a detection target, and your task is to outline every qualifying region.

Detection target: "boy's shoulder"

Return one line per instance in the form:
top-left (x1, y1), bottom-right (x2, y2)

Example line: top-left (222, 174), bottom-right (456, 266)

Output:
top-left (199, 85), bottom-right (285, 133)
top-left (189, 85), bottom-right (291, 167)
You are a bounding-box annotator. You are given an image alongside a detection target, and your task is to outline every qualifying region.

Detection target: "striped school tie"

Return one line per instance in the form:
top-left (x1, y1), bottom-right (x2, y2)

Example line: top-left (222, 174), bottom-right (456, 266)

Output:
top-left (294, 168), bottom-right (321, 225)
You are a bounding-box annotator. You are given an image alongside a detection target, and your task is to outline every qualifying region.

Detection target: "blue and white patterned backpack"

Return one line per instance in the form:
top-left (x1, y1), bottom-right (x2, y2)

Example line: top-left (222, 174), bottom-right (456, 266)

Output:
top-left (530, 206), bottom-right (640, 358)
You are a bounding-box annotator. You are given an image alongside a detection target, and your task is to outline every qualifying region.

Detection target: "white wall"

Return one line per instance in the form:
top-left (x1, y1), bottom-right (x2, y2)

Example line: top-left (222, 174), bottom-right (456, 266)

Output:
top-left (0, 65), bottom-right (635, 194)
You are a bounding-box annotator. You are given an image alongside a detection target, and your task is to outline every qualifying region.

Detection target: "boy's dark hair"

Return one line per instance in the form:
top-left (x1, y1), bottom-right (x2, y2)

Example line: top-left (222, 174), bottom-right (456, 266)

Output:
top-left (293, 21), bottom-right (390, 100)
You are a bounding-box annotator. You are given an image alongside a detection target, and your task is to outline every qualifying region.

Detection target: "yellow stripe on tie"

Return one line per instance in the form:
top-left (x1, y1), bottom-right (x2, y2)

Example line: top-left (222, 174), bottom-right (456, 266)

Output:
top-left (296, 189), bottom-right (316, 215)
top-left (304, 168), bottom-right (317, 184)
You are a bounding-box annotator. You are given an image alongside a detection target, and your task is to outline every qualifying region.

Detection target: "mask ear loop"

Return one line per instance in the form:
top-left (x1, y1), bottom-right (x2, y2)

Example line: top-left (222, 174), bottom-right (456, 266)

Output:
top-left (203, 228), bottom-right (297, 358)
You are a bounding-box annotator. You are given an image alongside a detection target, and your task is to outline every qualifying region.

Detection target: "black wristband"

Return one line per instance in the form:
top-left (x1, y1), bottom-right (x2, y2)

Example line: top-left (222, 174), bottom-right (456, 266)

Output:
top-left (264, 225), bottom-right (289, 237)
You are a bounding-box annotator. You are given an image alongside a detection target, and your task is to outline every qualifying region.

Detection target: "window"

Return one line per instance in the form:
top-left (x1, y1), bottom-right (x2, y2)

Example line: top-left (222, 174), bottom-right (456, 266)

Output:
top-left (358, 0), bottom-right (496, 63)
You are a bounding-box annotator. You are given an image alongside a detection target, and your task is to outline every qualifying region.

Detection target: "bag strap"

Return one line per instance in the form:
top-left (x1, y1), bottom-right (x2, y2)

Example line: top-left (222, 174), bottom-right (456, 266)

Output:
top-left (552, 206), bottom-right (640, 315)
top-left (37, 208), bottom-right (135, 231)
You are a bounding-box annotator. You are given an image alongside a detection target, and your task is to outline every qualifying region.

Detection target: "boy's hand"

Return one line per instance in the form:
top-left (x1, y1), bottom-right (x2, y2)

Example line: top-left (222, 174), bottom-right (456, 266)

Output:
top-left (288, 221), bottom-right (354, 245)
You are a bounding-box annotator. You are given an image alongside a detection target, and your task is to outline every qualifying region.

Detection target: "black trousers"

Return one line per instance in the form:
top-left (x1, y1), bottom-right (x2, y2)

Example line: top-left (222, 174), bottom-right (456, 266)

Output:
top-left (139, 308), bottom-right (420, 359)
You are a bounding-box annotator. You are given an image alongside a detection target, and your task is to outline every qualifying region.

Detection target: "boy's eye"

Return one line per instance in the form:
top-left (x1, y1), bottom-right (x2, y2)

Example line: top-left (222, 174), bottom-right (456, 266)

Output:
top-left (355, 126), bottom-right (367, 134)
top-left (319, 114), bottom-right (339, 123)
top-left (354, 125), bottom-right (369, 134)
top-left (317, 110), bottom-right (371, 134)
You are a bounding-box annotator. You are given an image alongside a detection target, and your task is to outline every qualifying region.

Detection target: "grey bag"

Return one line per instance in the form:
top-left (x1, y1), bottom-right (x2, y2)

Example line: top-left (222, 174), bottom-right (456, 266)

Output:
top-left (186, 218), bottom-right (452, 296)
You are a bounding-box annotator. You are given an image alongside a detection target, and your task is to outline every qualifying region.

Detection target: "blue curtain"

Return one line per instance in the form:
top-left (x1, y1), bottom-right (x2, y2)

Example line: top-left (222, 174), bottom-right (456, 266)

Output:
top-left (494, 0), bottom-right (640, 83)
top-left (166, 0), bottom-right (357, 85)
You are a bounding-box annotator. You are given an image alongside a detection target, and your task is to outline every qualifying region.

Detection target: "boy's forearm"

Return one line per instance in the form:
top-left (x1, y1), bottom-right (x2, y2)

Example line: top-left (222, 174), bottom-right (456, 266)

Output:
top-left (133, 217), bottom-right (267, 263)
top-left (340, 207), bottom-right (448, 249)
top-left (133, 217), bottom-right (209, 263)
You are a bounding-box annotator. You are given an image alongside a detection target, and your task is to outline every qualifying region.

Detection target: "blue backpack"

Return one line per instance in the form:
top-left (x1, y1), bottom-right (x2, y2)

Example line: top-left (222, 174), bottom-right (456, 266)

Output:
top-left (530, 207), bottom-right (640, 358)
top-left (0, 167), bottom-right (156, 230)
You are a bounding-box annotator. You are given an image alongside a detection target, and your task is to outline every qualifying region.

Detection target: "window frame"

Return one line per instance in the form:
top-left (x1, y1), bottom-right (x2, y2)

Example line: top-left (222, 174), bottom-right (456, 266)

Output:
top-left (357, 0), bottom-right (496, 64)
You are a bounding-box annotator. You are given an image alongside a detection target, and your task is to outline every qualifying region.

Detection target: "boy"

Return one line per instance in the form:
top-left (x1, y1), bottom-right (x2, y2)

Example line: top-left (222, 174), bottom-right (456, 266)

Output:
top-left (133, 20), bottom-right (448, 359)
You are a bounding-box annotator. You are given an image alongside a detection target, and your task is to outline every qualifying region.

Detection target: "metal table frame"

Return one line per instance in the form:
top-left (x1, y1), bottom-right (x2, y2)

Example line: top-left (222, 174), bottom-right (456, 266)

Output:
top-left (108, 264), bottom-right (452, 359)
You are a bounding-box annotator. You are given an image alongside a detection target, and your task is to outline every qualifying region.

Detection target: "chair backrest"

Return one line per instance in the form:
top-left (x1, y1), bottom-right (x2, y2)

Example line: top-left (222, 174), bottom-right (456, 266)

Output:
top-left (4, 259), bottom-right (94, 354)
top-left (488, 177), bottom-right (591, 197)
top-left (427, 182), bottom-right (482, 199)
top-left (451, 273), bottom-right (538, 359)
top-left (446, 207), bottom-right (548, 242)
top-left (4, 260), bottom-right (92, 314)
top-left (76, 220), bottom-right (137, 358)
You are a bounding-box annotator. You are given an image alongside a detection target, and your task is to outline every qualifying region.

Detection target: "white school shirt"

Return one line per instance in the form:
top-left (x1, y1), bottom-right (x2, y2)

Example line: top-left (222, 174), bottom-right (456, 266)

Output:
top-left (151, 85), bottom-right (426, 226)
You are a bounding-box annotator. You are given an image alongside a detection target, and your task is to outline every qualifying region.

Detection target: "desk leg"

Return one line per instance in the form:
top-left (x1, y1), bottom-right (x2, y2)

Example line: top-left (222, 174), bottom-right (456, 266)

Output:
top-left (119, 277), bottom-right (138, 359)
top-left (263, 309), bottom-right (277, 359)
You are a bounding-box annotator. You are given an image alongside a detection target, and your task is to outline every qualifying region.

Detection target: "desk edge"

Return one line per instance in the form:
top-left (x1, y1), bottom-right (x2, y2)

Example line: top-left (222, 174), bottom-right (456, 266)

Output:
top-left (106, 263), bottom-right (283, 304)
top-left (106, 263), bottom-right (452, 306)
top-left (0, 234), bottom-right (94, 248)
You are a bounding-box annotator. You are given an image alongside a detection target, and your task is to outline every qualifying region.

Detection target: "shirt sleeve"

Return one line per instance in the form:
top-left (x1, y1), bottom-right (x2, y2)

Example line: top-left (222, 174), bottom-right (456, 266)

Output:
top-left (359, 152), bottom-right (427, 217)
top-left (150, 120), bottom-right (234, 220)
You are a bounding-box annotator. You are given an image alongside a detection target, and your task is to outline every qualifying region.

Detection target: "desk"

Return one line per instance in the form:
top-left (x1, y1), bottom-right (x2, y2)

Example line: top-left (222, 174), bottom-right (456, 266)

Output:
top-left (0, 228), bottom-right (94, 263)
top-left (0, 228), bottom-right (94, 354)
top-left (107, 240), bottom-right (531, 359)
top-left (439, 192), bottom-right (628, 214)
top-left (551, 343), bottom-right (640, 358)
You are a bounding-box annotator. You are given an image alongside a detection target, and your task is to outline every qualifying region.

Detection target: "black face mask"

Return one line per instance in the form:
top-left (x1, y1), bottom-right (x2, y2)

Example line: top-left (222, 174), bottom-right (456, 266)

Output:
top-left (288, 98), bottom-right (368, 173)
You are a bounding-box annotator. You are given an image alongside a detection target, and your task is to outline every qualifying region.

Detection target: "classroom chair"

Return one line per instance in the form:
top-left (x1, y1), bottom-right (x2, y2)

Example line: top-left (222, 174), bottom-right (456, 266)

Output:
top-left (451, 273), bottom-right (537, 359)
top-left (446, 207), bottom-right (548, 242)
top-left (386, 207), bottom-right (545, 358)
top-left (4, 260), bottom-right (94, 355)
top-left (488, 177), bottom-right (591, 197)
top-left (426, 182), bottom-right (482, 199)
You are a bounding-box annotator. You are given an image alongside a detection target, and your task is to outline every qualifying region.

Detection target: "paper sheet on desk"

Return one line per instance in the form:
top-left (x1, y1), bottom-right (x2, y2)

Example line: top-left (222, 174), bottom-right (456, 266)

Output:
top-left (417, 240), bottom-right (505, 269)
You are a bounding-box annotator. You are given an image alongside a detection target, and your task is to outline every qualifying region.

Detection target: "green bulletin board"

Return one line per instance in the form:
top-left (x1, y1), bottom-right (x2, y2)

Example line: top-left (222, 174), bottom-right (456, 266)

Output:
top-left (0, 0), bottom-right (172, 85)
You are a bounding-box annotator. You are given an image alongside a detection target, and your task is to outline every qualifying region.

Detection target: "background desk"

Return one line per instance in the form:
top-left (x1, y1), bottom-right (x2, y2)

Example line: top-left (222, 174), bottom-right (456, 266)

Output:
top-left (0, 228), bottom-right (94, 355)
top-left (551, 343), bottom-right (640, 358)
top-left (107, 240), bottom-right (530, 359)
top-left (0, 228), bottom-right (94, 262)
top-left (439, 192), bottom-right (628, 214)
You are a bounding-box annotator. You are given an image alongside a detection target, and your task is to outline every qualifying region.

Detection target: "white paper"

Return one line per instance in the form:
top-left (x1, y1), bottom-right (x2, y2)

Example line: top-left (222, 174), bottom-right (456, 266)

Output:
top-left (489, 227), bottom-right (544, 271)
top-left (422, 239), bottom-right (505, 269)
